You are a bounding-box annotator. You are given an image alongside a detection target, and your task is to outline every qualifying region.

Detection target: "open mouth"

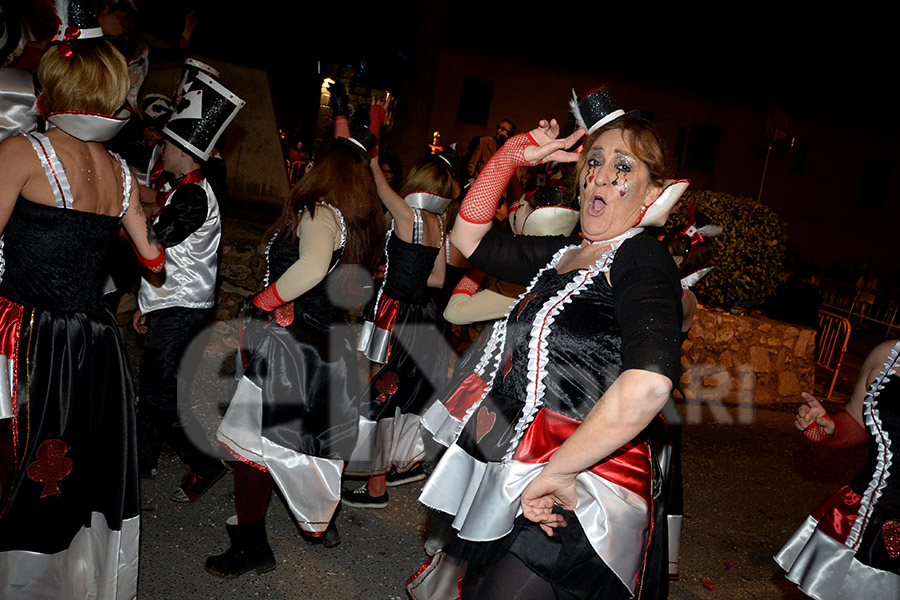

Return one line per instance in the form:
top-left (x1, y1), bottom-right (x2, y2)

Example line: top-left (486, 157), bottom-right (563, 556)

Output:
top-left (587, 195), bottom-right (607, 216)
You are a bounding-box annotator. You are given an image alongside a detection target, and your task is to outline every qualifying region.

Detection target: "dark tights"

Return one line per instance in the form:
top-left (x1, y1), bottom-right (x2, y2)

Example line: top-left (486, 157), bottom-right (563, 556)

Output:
top-left (233, 461), bottom-right (272, 524)
top-left (460, 552), bottom-right (555, 600)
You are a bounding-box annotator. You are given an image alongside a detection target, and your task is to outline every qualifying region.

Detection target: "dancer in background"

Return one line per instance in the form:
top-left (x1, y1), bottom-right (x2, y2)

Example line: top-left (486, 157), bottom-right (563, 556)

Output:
top-left (0, 12), bottom-right (163, 597)
top-left (777, 338), bottom-right (899, 599)
top-left (206, 128), bottom-right (383, 576)
top-left (343, 105), bottom-right (458, 507)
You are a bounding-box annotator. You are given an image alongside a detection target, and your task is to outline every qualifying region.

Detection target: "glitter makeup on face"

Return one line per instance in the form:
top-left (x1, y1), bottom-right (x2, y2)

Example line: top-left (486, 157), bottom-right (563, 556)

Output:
top-left (617, 173), bottom-right (628, 197)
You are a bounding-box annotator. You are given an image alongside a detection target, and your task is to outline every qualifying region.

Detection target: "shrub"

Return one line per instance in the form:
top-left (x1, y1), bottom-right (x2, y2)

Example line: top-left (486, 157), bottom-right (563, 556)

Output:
top-left (661, 189), bottom-right (786, 309)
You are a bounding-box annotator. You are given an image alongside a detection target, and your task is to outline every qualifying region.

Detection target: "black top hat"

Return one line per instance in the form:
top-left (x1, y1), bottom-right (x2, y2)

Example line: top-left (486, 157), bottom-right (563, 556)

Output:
top-left (162, 73), bottom-right (245, 162)
top-left (434, 144), bottom-right (459, 171)
top-left (337, 126), bottom-right (377, 161)
top-left (142, 92), bottom-right (172, 127)
top-left (54, 0), bottom-right (104, 42)
top-left (171, 58), bottom-right (220, 111)
top-left (569, 86), bottom-right (640, 135)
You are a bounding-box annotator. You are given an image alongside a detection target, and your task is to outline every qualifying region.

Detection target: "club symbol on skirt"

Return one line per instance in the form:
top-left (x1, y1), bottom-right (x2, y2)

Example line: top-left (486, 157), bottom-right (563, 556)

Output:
top-left (376, 372), bottom-right (399, 402)
top-left (27, 439), bottom-right (73, 498)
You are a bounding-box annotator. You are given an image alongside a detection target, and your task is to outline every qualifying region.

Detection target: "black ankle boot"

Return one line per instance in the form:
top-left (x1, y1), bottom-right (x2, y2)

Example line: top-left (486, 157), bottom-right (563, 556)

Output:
top-left (322, 522), bottom-right (341, 548)
top-left (205, 517), bottom-right (276, 578)
top-left (301, 521), bottom-right (340, 548)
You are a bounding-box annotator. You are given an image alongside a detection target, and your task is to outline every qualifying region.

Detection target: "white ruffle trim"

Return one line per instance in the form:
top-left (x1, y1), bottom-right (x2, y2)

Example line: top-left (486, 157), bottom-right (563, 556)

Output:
top-left (849, 340), bottom-right (900, 549)
top-left (501, 228), bottom-right (642, 463)
top-left (262, 230), bottom-right (279, 287)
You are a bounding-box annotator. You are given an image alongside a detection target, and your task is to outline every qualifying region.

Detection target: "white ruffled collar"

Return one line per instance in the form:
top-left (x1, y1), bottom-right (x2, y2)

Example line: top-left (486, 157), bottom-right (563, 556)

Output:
top-left (47, 109), bottom-right (130, 142)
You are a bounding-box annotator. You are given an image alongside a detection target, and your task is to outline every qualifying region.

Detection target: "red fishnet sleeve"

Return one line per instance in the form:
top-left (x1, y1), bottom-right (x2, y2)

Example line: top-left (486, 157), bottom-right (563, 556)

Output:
top-left (458, 133), bottom-right (536, 224)
top-left (823, 410), bottom-right (868, 448)
top-left (369, 104), bottom-right (387, 140)
top-left (452, 268), bottom-right (488, 296)
top-left (804, 410), bottom-right (868, 448)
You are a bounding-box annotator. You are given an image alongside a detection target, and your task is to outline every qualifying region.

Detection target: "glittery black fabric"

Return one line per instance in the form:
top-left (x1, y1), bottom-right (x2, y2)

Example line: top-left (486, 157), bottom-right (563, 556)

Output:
top-left (577, 87), bottom-right (622, 126)
top-left (164, 75), bottom-right (240, 161)
top-left (0, 199), bottom-right (119, 313)
top-left (66, 2), bottom-right (101, 32)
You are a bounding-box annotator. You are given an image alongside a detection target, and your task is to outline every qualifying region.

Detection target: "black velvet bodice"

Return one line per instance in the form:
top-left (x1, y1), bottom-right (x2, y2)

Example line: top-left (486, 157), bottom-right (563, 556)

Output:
top-left (458, 267), bottom-right (626, 462)
top-left (267, 230), bottom-right (343, 324)
top-left (493, 268), bottom-right (622, 421)
top-left (382, 232), bottom-right (439, 304)
top-left (0, 199), bottom-right (120, 313)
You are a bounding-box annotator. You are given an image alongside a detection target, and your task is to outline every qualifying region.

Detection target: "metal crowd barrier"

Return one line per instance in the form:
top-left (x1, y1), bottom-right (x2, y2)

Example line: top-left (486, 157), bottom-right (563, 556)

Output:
top-left (815, 309), bottom-right (852, 399)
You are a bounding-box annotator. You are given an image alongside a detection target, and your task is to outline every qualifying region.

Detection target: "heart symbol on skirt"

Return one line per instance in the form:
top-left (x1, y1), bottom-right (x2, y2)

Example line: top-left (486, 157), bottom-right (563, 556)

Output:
top-left (883, 520), bottom-right (900, 559)
top-left (475, 406), bottom-right (496, 443)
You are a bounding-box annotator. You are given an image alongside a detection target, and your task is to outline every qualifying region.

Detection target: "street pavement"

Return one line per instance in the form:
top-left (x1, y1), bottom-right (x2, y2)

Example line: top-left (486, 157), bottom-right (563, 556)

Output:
top-left (129, 212), bottom-right (883, 599)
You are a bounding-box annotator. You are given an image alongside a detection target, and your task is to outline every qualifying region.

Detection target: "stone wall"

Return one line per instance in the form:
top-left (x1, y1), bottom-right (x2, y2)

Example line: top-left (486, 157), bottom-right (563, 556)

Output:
top-left (680, 308), bottom-right (815, 405)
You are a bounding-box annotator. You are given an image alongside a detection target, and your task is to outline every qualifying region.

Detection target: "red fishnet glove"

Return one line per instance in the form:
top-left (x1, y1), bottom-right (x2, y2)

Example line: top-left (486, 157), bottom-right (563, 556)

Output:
top-left (369, 103), bottom-right (387, 140)
top-left (804, 410), bottom-right (868, 448)
top-left (458, 133), bottom-right (537, 224)
top-left (452, 268), bottom-right (488, 296)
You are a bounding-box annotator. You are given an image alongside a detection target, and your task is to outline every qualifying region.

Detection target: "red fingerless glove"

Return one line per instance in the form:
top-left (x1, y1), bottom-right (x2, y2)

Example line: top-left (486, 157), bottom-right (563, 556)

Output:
top-left (452, 268), bottom-right (487, 296)
top-left (458, 133), bottom-right (536, 224)
top-left (138, 249), bottom-right (166, 274)
top-left (804, 410), bottom-right (868, 448)
top-left (252, 283), bottom-right (286, 311)
top-left (369, 103), bottom-right (387, 140)
top-left (121, 228), bottom-right (166, 273)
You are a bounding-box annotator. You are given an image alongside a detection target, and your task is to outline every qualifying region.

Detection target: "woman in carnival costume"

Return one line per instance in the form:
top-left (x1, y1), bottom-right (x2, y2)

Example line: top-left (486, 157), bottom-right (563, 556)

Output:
top-left (343, 97), bottom-right (459, 508)
top-left (409, 86), bottom-right (689, 599)
top-left (776, 338), bottom-right (900, 599)
top-left (206, 127), bottom-right (384, 576)
top-left (0, 3), bottom-right (164, 597)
